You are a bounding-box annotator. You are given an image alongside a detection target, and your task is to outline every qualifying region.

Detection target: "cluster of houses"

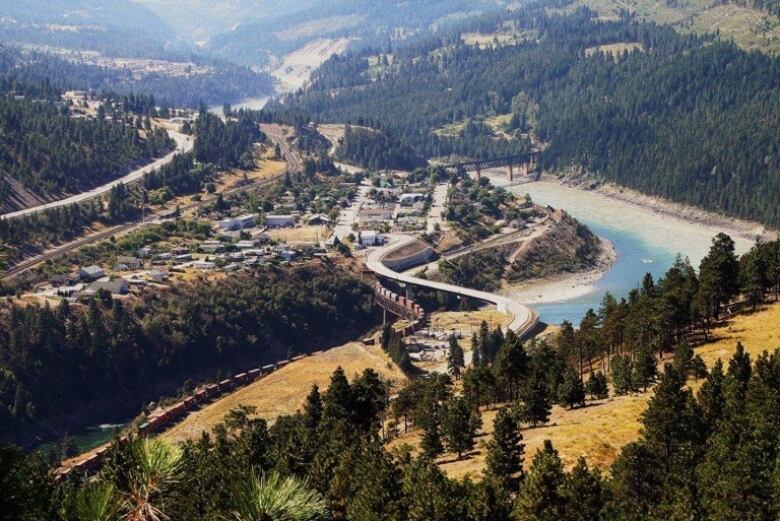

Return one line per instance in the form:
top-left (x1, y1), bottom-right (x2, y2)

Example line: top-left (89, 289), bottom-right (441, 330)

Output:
top-left (357, 187), bottom-right (429, 232)
top-left (217, 211), bottom-right (332, 232)
top-left (41, 236), bottom-right (310, 302)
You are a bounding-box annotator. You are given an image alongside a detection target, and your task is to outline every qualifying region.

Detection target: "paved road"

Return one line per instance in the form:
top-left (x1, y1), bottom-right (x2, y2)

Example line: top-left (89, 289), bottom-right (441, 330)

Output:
top-left (333, 181), bottom-right (372, 240)
top-left (365, 233), bottom-right (539, 335)
top-left (1, 130), bottom-right (193, 221)
top-left (4, 167), bottom-right (287, 280)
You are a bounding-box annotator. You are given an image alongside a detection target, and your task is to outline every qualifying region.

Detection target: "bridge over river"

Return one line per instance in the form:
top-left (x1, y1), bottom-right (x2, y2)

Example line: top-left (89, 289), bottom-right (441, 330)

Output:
top-left (444, 151), bottom-right (541, 182)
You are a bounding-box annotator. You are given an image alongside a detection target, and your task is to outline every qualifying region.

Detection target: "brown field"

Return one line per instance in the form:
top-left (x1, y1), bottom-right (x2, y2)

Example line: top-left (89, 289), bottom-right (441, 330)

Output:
top-left (161, 342), bottom-right (408, 443)
top-left (266, 225), bottom-right (328, 245)
top-left (390, 302), bottom-right (780, 478)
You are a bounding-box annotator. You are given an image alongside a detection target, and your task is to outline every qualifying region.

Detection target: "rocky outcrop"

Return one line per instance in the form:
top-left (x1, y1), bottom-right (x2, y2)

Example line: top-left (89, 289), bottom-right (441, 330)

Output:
top-left (506, 210), bottom-right (602, 282)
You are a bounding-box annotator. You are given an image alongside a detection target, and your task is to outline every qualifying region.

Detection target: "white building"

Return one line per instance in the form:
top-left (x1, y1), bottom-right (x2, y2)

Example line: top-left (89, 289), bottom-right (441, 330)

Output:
top-left (79, 265), bottom-right (106, 281)
top-left (399, 193), bottom-right (425, 206)
top-left (219, 213), bottom-right (257, 231)
top-left (265, 214), bottom-right (297, 228)
top-left (359, 231), bottom-right (384, 247)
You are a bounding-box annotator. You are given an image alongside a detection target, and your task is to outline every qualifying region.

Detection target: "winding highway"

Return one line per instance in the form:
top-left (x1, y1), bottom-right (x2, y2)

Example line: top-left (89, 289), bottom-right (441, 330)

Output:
top-left (365, 233), bottom-right (539, 336)
top-left (1, 130), bottom-right (193, 221)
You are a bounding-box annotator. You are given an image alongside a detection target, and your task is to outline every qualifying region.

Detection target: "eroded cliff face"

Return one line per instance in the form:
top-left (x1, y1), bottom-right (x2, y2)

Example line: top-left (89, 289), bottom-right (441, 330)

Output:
top-left (506, 210), bottom-right (602, 282)
top-left (436, 209), bottom-right (607, 291)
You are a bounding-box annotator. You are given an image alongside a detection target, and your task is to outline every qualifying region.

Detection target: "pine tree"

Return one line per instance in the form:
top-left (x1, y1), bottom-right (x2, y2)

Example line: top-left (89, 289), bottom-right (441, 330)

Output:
top-left (441, 397), bottom-right (481, 459)
top-left (611, 355), bottom-right (635, 395)
top-left (485, 407), bottom-right (524, 491)
top-left (698, 233), bottom-right (740, 319)
top-left (447, 334), bottom-right (465, 379)
top-left (560, 457), bottom-right (605, 521)
top-left (672, 341), bottom-right (694, 380)
top-left (513, 440), bottom-right (566, 521)
top-left (303, 384), bottom-right (323, 431)
top-left (634, 346), bottom-right (657, 391)
top-left (478, 321), bottom-right (491, 363)
top-left (514, 373), bottom-right (551, 427)
top-left (698, 359), bottom-right (726, 432)
top-left (493, 333), bottom-right (528, 401)
top-left (585, 371), bottom-right (609, 400)
top-left (323, 367), bottom-right (353, 425)
top-left (471, 332), bottom-right (482, 367)
top-left (690, 355), bottom-right (708, 380)
top-left (557, 366), bottom-right (585, 409)
top-left (640, 364), bottom-right (702, 473)
top-left (421, 416), bottom-right (444, 460)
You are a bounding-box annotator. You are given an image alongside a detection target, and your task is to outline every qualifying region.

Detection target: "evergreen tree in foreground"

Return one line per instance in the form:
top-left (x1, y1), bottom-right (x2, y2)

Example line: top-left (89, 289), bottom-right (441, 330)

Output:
top-left (486, 407), bottom-right (525, 491)
top-left (447, 334), bottom-right (465, 379)
top-left (558, 365), bottom-right (586, 409)
top-left (585, 371), bottom-right (609, 400)
top-left (513, 440), bottom-right (566, 521)
top-left (442, 397), bottom-right (481, 459)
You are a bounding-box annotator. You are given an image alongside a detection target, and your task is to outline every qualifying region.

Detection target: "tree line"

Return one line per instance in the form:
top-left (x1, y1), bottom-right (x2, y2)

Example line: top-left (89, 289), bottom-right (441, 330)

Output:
top-left (0, 265), bottom-right (375, 446)
top-left (5, 336), bottom-right (780, 520)
top-left (0, 90), bottom-right (173, 204)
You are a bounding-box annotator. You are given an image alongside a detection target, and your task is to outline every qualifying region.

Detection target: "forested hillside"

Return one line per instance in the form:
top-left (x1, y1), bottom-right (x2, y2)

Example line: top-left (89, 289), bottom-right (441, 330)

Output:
top-left (0, 88), bottom-right (173, 208)
top-left (336, 125), bottom-right (427, 170)
top-left (0, 46), bottom-right (274, 108)
top-left (0, 266), bottom-right (375, 444)
top-left (277, 3), bottom-right (780, 226)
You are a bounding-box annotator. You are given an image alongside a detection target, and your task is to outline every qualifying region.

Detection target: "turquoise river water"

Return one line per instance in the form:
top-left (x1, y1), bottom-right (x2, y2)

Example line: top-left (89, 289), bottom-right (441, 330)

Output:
top-left (509, 180), bottom-right (754, 325)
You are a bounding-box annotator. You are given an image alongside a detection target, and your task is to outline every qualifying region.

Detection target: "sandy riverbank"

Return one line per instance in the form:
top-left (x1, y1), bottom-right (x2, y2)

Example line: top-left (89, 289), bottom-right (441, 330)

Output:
top-left (500, 236), bottom-right (617, 305)
top-left (560, 174), bottom-right (771, 243)
top-left (489, 170), bottom-right (770, 244)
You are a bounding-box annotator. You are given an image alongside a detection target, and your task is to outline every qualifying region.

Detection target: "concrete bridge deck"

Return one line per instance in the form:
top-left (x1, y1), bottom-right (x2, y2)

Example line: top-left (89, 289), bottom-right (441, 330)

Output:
top-left (365, 233), bottom-right (539, 337)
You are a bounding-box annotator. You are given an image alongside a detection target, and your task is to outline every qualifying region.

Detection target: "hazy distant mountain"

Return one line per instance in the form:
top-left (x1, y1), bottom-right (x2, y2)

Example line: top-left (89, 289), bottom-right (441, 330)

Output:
top-left (0, 0), bottom-right (181, 58)
top-left (138, 0), bottom-right (507, 66)
top-left (134, 0), bottom-right (319, 43)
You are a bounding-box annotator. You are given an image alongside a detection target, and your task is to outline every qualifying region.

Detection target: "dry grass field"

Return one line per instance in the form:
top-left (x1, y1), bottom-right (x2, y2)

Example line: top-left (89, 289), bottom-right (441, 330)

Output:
top-left (266, 225), bottom-right (328, 245)
top-left (389, 302), bottom-right (780, 479)
top-left (161, 342), bottom-right (407, 443)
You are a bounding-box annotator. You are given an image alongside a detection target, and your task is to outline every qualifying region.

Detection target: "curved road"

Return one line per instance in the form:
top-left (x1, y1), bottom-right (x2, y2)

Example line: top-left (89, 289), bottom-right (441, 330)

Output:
top-left (365, 233), bottom-right (539, 336)
top-left (1, 130), bottom-right (193, 221)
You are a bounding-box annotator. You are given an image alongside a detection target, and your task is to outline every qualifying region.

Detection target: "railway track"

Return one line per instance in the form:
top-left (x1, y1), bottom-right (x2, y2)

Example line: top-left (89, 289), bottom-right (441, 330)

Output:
top-left (4, 123), bottom-right (301, 280)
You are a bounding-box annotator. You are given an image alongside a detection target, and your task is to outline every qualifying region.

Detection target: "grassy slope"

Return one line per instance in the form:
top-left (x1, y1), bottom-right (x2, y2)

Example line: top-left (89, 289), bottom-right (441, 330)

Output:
top-left (389, 301), bottom-right (780, 479)
top-left (570, 0), bottom-right (780, 54)
top-left (161, 342), bottom-right (408, 443)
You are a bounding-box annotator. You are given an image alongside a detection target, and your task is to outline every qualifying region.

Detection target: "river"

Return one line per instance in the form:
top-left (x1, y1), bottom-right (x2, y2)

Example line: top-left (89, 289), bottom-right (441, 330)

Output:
top-left (504, 180), bottom-right (755, 325)
top-left (35, 422), bottom-right (127, 458)
top-left (208, 96), bottom-right (270, 117)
